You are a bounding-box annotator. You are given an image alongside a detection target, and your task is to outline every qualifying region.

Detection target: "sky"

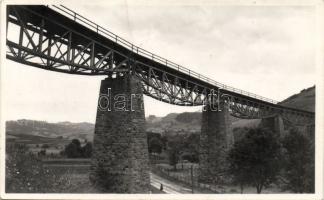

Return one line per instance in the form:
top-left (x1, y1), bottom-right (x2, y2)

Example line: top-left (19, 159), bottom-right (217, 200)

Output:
top-left (3, 3), bottom-right (317, 123)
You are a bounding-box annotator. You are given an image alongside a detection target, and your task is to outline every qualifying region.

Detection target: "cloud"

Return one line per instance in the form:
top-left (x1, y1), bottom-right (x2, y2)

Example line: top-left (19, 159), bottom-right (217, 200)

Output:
top-left (4, 4), bottom-right (317, 122)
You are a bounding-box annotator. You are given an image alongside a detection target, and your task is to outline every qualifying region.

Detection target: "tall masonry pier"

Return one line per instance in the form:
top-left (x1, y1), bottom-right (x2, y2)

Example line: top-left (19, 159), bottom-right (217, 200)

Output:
top-left (6, 4), bottom-right (316, 194)
top-left (199, 102), bottom-right (233, 184)
top-left (89, 74), bottom-right (150, 193)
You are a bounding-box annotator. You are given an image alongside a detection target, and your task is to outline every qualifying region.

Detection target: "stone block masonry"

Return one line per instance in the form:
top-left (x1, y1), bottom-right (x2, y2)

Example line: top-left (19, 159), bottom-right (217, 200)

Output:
top-left (198, 103), bottom-right (232, 184)
top-left (260, 115), bottom-right (284, 137)
top-left (89, 74), bottom-right (150, 193)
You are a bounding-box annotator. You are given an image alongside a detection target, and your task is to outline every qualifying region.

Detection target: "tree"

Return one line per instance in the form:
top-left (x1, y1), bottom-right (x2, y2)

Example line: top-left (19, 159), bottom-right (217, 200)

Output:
top-left (167, 135), bottom-right (184, 170)
top-left (161, 135), bottom-right (168, 150)
top-left (64, 139), bottom-right (82, 158)
top-left (182, 133), bottom-right (199, 163)
top-left (181, 152), bottom-right (198, 163)
top-left (281, 128), bottom-right (314, 193)
top-left (38, 149), bottom-right (46, 156)
top-left (228, 127), bottom-right (281, 194)
top-left (81, 142), bottom-right (93, 158)
top-left (71, 139), bottom-right (81, 147)
top-left (168, 147), bottom-right (180, 170)
top-left (63, 139), bottom-right (93, 158)
top-left (148, 137), bottom-right (163, 154)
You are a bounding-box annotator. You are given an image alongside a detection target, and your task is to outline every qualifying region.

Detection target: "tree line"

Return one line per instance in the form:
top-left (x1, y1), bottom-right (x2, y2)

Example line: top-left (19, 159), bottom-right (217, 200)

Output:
top-left (147, 126), bottom-right (314, 194)
top-left (225, 127), bottom-right (314, 193)
top-left (9, 125), bottom-right (313, 194)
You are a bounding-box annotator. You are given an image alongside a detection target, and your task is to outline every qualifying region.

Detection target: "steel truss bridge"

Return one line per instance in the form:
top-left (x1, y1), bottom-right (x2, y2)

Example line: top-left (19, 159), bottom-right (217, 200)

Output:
top-left (6, 5), bottom-right (315, 125)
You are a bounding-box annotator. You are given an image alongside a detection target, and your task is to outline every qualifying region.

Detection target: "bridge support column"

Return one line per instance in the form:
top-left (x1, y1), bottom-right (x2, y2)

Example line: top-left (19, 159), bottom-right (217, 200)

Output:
top-left (198, 104), bottom-right (232, 184)
top-left (89, 74), bottom-right (150, 193)
top-left (260, 115), bottom-right (284, 136)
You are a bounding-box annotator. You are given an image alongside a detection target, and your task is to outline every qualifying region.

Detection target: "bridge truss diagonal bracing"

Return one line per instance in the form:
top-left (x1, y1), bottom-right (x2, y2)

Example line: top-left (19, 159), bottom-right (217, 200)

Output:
top-left (6, 6), bottom-right (131, 75)
top-left (6, 5), bottom-right (315, 125)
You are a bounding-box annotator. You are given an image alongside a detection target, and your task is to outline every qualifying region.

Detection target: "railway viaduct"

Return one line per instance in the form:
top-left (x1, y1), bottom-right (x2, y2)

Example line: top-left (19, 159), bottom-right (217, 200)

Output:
top-left (6, 5), bottom-right (315, 193)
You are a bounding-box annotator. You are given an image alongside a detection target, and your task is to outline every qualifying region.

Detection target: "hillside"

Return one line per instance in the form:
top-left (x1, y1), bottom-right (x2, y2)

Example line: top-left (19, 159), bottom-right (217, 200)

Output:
top-left (6, 119), bottom-right (94, 143)
top-left (146, 85), bottom-right (316, 135)
top-left (6, 85), bottom-right (315, 145)
top-left (279, 85), bottom-right (315, 112)
top-left (146, 112), bottom-right (202, 135)
top-left (230, 85), bottom-right (315, 129)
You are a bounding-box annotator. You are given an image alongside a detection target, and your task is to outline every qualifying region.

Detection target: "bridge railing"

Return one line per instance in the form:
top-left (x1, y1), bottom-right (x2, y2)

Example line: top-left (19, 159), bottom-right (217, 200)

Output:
top-left (50, 5), bottom-right (278, 105)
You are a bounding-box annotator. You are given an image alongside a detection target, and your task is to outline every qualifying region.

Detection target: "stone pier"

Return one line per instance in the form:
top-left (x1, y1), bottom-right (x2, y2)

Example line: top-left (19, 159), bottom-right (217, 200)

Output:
top-left (198, 104), bottom-right (233, 184)
top-left (89, 74), bottom-right (150, 193)
top-left (260, 115), bottom-right (285, 136)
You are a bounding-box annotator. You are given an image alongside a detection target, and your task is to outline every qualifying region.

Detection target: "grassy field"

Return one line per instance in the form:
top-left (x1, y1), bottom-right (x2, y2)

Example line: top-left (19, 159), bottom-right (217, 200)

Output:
top-left (7, 156), bottom-right (288, 194)
top-left (43, 160), bottom-right (289, 194)
top-left (41, 159), bottom-right (166, 193)
top-left (6, 132), bottom-right (70, 156)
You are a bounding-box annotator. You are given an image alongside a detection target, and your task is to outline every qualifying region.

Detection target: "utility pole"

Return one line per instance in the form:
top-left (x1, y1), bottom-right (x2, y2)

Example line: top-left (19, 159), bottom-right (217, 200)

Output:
top-left (191, 165), bottom-right (194, 193)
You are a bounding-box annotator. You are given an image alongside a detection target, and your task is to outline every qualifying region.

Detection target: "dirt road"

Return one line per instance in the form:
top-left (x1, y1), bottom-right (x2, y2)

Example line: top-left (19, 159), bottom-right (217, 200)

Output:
top-left (150, 172), bottom-right (193, 194)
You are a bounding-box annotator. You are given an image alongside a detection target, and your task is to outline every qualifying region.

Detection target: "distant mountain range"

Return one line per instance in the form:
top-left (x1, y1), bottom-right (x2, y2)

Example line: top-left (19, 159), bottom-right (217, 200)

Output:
top-left (6, 120), bottom-right (94, 145)
top-left (146, 85), bottom-right (315, 135)
top-left (6, 85), bottom-right (315, 144)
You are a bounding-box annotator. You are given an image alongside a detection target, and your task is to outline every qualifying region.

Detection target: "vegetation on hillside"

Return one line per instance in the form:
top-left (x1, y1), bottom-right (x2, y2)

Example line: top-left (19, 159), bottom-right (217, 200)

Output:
top-left (6, 120), bottom-right (94, 142)
top-left (279, 85), bottom-right (315, 112)
top-left (228, 127), bottom-right (281, 194)
top-left (228, 126), bottom-right (314, 194)
top-left (4, 85), bottom-right (315, 193)
top-left (281, 128), bottom-right (315, 193)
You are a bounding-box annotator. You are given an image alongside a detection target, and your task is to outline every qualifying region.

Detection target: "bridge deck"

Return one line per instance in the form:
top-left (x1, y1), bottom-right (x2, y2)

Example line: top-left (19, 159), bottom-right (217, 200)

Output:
top-left (6, 5), bottom-right (314, 116)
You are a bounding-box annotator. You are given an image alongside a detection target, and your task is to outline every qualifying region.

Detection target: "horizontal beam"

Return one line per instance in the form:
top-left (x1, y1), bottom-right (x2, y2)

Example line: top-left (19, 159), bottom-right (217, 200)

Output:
top-left (5, 5), bottom-right (315, 122)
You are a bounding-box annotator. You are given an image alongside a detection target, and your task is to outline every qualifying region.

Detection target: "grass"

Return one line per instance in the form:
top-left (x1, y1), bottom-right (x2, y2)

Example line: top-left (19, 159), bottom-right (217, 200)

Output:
top-left (6, 155), bottom-right (289, 194)
top-left (38, 160), bottom-right (165, 193)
